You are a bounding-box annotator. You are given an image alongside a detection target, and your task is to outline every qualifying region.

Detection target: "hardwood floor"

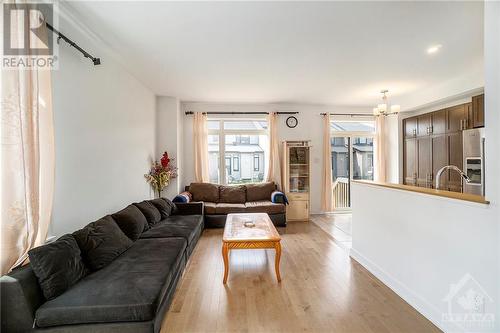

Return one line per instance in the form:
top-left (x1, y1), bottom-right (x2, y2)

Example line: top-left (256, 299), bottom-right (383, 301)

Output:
top-left (161, 217), bottom-right (440, 333)
top-left (311, 213), bottom-right (352, 249)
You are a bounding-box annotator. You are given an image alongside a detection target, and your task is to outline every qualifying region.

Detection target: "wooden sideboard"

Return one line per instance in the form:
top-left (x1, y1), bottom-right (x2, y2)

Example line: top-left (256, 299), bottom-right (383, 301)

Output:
top-left (403, 94), bottom-right (484, 192)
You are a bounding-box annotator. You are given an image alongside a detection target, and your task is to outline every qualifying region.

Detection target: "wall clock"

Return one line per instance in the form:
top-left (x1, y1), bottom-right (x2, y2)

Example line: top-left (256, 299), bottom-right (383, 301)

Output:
top-left (286, 116), bottom-right (298, 128)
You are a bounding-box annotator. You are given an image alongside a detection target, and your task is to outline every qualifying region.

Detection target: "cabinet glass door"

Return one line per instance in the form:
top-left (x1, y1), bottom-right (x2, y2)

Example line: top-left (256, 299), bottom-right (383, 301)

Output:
top-left (288, 147), bottom-right (309, 192)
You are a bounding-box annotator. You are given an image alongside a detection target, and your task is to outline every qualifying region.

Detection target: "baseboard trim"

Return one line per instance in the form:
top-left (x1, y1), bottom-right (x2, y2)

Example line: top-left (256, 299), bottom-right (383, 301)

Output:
top-left (349, 248), bottom-right (464, 333)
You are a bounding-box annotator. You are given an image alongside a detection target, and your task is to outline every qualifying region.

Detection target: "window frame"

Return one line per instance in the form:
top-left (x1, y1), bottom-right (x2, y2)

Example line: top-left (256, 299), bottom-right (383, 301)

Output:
top-left (208, 118), bottom-right (268, 185)
top-left (253, 155), bottom-right (260, 171)
top-left (233, 156), bottom-right (240, 171)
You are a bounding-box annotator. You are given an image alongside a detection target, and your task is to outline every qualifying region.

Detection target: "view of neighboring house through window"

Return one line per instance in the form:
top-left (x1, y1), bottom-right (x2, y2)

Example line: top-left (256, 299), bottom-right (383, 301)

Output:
top-left (208, 119), bottom-right (268, 184)
top-left (330, 119), bottom-right (375, 209)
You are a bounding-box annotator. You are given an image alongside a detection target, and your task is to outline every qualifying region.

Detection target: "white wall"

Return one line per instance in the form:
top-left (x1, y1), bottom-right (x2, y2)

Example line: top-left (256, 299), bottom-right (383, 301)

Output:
top-left (180, 102), bottom-right (371, 213)
top-left (156, 96), bottom-right (183, 199)
top-left (50, 13), bottom-right (156, 236)
top-left (484, 0), bottom-right (500, 319)
top-left (351, 183), bottom-right (498, 332)
top-left (351, 3), bottom-right (500, 332)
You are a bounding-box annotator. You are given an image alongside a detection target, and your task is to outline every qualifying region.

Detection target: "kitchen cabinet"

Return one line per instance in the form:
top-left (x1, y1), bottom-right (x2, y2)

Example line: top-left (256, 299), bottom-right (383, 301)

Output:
top-left (404, 139), bottom-right (417, 185)
top-left (403, 97), bottom-right (484, 193)
top-left (447, 104), bottom-right (467, 133)
top-left (404, 117), bottom-right (417, 138)
top-left (417, 137), bottom-right (432, 188)
top-left (417, 114), bottom-right (432, 136)
top-left (432, 109), bottom-right (446, 135)
top-left (472, 94), bottom-right (484, 128)
top-left (431, 135), bottom-right (448, 188)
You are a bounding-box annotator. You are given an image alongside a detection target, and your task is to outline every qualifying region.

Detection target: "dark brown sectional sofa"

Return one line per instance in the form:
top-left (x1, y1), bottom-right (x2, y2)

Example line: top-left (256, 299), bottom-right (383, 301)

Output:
top-left (181, 182), bottom-right (287, 228)
top-left (0, 199), bottom-right (203, 333)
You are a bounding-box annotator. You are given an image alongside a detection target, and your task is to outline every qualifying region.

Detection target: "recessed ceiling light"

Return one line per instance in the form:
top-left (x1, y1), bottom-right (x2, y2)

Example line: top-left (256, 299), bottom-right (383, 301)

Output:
top-left (427, 44), bottom-right (442, 54)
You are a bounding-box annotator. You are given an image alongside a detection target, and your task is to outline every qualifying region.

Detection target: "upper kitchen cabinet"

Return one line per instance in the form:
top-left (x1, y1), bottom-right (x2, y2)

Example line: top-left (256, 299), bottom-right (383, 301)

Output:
top-left (404, 117), bottom-right (417, 138)
top-left (431, 109), bottom-right (446, 135)
top-left (447, 104), bottom-right (467, 133)
top-left (472, 94), bottom-right (484, 128)
top-left (417, 114), bottom-right (432, 136)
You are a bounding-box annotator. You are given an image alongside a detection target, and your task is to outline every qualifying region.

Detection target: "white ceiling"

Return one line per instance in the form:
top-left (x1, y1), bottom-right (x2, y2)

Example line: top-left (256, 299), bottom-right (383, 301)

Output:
top-left (66, 1), bottom-right (484, 109)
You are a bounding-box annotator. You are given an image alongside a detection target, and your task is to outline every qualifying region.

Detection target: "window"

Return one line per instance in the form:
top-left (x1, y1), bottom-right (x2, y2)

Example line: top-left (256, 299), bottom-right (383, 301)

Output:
top-left (254, 155), bottom-right (260, 171)
top-left (330, 118), bottom-right (376, 210)
top-left (233, 156), bottom-right (239, 171)
top-left (208, 119), bottom-right (268, 185)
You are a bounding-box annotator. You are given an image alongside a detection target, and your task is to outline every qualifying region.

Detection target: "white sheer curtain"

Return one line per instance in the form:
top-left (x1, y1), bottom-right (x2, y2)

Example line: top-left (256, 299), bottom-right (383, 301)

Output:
top-left (1, 8), bottom-right (55, 274)
top-left (266, 112), bottom-right (281, 189)
top-left (374, 115), bottom-right (386, 182)
top-left (321, 114), bottom-right (334, 212)
top-left (193, 112), bottom-right (209, 182)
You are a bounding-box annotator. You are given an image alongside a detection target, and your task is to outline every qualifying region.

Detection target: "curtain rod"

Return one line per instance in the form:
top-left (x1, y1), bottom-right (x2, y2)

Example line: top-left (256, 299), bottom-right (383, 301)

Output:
top-left (185, 111), bottom-right (299, 115)
top-left (320, 113), bottom-right (373, 117)
top-left (46, 22), bottom-right (101, 65)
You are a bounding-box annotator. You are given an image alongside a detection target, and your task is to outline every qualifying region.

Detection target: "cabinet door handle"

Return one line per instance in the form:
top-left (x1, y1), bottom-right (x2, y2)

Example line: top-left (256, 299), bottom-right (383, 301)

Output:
top-left (465, 118), bottom-right (468, 129)
top-left (430, 125), bottom-right (433, 134)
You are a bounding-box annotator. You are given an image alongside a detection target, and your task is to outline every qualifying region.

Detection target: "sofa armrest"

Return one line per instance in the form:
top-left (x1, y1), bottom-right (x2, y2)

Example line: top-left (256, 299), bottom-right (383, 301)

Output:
top-left (271, 191), bottom-right (289, 204)
top-left (1, 265), bottom-right (45, 332)
top-left (174, 202), bottom-right (204, 216)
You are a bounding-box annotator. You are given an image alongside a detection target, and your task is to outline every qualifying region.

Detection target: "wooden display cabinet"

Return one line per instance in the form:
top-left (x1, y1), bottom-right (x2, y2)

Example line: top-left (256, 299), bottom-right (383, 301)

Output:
top-left (282, 141), bottom-right (311, 221)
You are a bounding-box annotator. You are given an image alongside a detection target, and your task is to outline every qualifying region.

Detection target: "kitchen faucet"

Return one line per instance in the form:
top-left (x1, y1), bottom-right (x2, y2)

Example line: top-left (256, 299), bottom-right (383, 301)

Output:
top-left (435, 165), bottom-right (471, 190)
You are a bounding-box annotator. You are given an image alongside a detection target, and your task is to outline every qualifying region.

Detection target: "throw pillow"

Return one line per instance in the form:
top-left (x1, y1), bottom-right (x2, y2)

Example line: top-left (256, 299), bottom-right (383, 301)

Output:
top-left (73, 215), bottom-right (133, 271)
top-left (149, 198), bottom-right (176, 219)
top-left (134, 201), bottom-right (161, 225)
top-left (112, 204), bottom-right (148, 240)
top-left (28, 234), bottom-right (89, 300)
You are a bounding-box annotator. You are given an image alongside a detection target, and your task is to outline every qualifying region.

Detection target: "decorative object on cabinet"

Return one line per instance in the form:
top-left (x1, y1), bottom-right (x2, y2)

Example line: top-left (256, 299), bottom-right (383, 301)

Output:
top-left (282, 141), bottom-right (310, 221)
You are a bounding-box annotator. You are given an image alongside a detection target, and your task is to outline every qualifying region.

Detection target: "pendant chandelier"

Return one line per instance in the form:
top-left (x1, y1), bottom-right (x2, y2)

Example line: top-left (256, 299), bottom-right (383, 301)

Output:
top-left (373, 90), bottom-right (400, 116)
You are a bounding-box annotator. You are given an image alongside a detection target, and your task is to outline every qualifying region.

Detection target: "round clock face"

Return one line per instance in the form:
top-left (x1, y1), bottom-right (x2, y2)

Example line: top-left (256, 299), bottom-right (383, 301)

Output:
top-left (286, 116), bottom-right (298, 128)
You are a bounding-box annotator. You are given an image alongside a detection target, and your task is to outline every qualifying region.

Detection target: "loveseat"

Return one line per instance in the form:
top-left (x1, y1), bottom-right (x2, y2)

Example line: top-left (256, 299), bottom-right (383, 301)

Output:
top-left (0, 198), bottom-right (203, 333)
top-left (174, 182), bottom-right (287, 228)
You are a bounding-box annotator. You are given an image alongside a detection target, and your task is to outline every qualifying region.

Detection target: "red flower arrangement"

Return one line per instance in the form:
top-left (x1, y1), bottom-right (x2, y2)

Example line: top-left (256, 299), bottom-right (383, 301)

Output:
top-left (145, 152), bottom-right (178, 198)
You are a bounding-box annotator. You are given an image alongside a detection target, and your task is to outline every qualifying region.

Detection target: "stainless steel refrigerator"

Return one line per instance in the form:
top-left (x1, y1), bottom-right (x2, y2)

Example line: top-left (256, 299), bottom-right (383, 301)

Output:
top-left (462, 128), bottom-right (485, 196)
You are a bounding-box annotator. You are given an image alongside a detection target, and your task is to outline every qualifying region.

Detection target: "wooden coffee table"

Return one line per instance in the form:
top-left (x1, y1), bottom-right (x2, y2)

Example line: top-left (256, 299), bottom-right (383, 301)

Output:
top-left (222, 213), bottom-right (282, 283)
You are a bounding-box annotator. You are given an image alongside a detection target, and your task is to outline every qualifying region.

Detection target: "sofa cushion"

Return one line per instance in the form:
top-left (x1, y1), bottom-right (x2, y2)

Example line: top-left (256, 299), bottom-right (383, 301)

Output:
top-left (204, 202), bottom-right (217, 214)
top-left (219, 185), bottom-right (246, 203)
top-left (112, 205), bottom-right (148, 241)
top-left (245, 201), bottom-right (286, 214)
top-left (28, 234), bottom-right (89, 300)
top-left (134, 201), bottom-right (162, 226)
top-left (189, 183), bottom-right (219, 202)
top-left (35, 238), bottom-right (187, 328)
top-left (246, 182), bottom-right (275, 201)
top-left (215, 203), bottom-right (247, 214)
top-left (73, 216), bottom-right (133, 271)
top-left (140, 215), bottom-right (203, 246)
top-left (149, 198), bottom-right (176, 219)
